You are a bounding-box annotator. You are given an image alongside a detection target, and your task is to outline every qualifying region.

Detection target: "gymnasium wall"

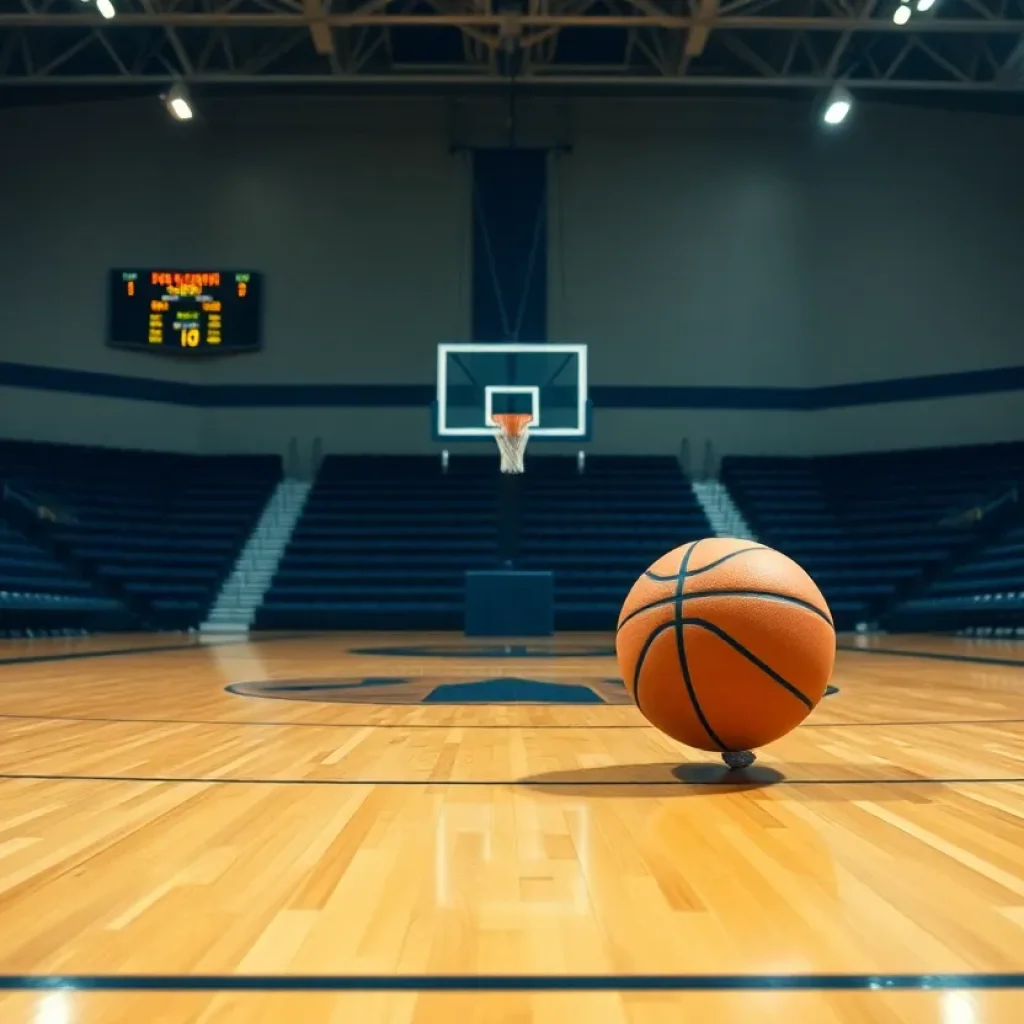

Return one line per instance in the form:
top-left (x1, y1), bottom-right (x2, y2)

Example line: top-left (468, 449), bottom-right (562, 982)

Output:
top-left (0, 97), bottom-right (466, 458)
top-left (0, 95), bottom-right (1022, 460)
top-left (551, 99), bottom-right (1024, 458)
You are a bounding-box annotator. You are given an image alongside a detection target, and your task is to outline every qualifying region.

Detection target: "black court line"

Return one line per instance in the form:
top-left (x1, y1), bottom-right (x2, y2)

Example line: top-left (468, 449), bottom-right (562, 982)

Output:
top-left (0, 632), bottom-right (306, 668)
top-left (0, 972), bottom-right (1021, 992)
top-left (0, 636), bottom-right (1020, 671)
top-left (2, 712), bottom-right (1024, 732)
top-left (0, 711), bottom-right (651, 730)
top-left (0, 711), bottom-right (644, 729)
top-left (349, 645), bottom-right (615, 659)
top-left (0, 770), bottom-right (1020, 788)
top-left (809, 716), bottom-right (1024, 730)
top-left (0, 640), bottom-right (222, 667)
top-left (223, 680), bottom-right (630, 707)
top-left (838, 643), bottom-right (1024, 668)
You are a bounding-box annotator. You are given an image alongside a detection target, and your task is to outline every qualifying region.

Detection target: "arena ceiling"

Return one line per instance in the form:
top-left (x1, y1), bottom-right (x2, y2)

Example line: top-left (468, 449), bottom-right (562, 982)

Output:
top-left (2, 0), bottom-right (1024, 112)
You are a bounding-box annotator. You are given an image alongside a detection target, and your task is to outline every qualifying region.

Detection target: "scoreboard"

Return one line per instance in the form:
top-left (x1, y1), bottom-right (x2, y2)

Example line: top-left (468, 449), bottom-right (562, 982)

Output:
top-left (107, 269), bottom-right (263, 354)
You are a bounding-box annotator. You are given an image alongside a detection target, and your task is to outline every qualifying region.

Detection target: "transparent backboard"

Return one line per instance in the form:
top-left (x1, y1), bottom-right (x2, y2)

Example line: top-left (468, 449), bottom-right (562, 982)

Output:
top-left (435, 343), bottom-right (590, 440)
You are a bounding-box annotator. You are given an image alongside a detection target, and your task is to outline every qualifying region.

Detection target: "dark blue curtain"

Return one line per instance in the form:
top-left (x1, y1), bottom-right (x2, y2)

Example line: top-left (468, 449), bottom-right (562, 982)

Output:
top-left (471, 149), bottom-right (548, 343)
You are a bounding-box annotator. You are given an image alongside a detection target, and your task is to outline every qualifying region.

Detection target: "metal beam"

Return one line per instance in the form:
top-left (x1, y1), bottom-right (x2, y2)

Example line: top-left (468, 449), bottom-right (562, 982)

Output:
top-left (824, 0), bottom-right (877, 79)
top-left (3, 0), bottom-right (1020, 95)
top-left (998, 36), bottom-right (1024, 78)
top-left (1, 71), bottom-right (1022, 87)
top-left (140, 0), bottom-right (194, 76)
top-left (686, 0), bottom-right (718, 58)
top-left (0, 30), bottom-right (21, 75)
top-left (4, 12), bottom-right (1024, 32)
top-left (302, 0), bottom-right (335, 56)
top-left (718, 32), bottom-right (779, 76)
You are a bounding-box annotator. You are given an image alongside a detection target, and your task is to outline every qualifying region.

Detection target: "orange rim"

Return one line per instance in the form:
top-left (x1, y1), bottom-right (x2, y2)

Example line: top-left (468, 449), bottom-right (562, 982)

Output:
top-left (492, 413), bottom-right (532, 438)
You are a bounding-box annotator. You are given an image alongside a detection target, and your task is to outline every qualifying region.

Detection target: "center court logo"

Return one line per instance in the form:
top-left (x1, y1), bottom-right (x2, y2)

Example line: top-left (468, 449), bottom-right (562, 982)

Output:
top-left (226, 676), bottom-right (632, 705)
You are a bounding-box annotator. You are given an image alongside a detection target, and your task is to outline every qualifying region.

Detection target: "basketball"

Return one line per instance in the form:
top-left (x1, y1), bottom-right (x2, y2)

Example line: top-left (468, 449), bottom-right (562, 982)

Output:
top-left (616, 538), bottom-right (835, 753)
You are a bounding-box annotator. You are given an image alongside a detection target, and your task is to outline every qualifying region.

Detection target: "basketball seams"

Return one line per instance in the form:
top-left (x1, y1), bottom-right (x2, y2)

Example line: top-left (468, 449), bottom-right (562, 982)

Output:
top-left (629, 621), bottom-right (673, 711)
top-left (683, 617), bottom-right (817, 710)
top-left (619, 539), bottom-right (833, 753)
top-left (672, 541), bottom-right (727, 750)
top-left (617, 589), bottom-right (833, 633)
top-left (643, 544), bottom-right (765, 583)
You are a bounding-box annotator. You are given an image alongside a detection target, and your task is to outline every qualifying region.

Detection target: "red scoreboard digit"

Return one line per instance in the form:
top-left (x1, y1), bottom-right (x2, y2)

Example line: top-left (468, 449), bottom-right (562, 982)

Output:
top-left (107, 269), bottom-right (263, 354)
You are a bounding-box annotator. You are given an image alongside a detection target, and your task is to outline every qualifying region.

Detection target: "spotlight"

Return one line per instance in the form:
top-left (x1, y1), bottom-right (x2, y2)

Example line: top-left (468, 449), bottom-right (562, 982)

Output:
top-left (917, 0), bottom-right (935, 9)
top-left (164, 82), bottom-right (194, 121)
top-left (822, 85), bottom-right (852, 126)
top-left (96, 0), bottom-right (115, 17)
top-left (893, 3), bottom-right (911, 22)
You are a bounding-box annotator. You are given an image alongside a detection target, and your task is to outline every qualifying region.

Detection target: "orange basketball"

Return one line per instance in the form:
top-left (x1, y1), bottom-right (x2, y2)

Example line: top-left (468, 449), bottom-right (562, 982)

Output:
top-left (616, 538), bottom-right (835, 753)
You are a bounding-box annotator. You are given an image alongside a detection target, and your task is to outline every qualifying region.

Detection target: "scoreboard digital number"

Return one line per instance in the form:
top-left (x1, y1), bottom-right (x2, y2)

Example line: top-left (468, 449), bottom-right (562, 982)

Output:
top-left (107, 269), bottom-right (262, 354)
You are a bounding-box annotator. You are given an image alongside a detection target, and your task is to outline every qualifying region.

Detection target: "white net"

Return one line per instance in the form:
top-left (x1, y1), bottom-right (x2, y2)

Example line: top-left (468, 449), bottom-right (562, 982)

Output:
top-left (493, 414), bottom-right (531, 474)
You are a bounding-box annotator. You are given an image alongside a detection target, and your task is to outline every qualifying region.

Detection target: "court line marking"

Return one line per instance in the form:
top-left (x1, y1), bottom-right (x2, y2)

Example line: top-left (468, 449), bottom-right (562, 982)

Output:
top-left (223, 680), bottom-right (631, 708)
top-left (3, 712), bottom-right (642, 729)
top-left (0, 712), bottom-right (1023, 732)
top-left (837, 644), bottom-right (1024, 667)
top-left (0, 972), bottom-right (1021, 992)
top-left (348, 643), bottom-right (1024, 668)
top-left (0, 632), bottom-right (307, 668)
top-left (0, 771), bottom-right (1020, 787)
top-left (1, 637), bottom-right (1021, 670)
top-left (349, 646), bottom-right (615, 658)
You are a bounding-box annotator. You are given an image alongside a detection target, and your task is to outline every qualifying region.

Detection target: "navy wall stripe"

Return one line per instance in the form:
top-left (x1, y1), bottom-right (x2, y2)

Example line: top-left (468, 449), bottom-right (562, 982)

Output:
top-left (2, 361), bottom-right (1024, 411)
top-left (471, 149), bottom-right (548, 342)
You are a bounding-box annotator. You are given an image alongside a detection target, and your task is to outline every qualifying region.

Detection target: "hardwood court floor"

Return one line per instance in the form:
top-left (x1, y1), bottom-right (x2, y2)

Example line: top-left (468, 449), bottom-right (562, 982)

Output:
top-left (0, 631), bottom-right (1022, 1022)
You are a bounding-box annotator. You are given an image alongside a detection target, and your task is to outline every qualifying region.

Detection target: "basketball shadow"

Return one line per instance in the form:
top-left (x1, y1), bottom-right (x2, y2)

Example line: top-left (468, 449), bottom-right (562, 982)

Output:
top-left (517, 761), bottom-right (957, 801)
top-left (518, 761), bottom-right (784, 797)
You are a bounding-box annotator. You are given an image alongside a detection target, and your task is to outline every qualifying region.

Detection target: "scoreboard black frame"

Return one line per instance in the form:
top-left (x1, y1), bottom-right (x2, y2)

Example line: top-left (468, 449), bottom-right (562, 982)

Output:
top-left (107, 269), bottom-right (263, 355)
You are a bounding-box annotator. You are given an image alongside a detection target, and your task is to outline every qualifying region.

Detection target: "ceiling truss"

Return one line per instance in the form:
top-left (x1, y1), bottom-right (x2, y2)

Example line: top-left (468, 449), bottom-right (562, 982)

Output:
top-left (1, 0), bottom-right (1023, 96)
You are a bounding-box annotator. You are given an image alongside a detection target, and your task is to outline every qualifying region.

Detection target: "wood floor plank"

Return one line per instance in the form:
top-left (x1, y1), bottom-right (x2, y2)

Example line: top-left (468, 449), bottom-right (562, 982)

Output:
top-left (0, 632), bottom-right (1022, 1022)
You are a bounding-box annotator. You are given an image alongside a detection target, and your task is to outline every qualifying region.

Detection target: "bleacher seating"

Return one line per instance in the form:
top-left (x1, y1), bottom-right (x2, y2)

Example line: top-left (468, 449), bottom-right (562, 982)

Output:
top-left (0, 515), bottom-right (124, 634)
top-left (256, 455), bottom-right (498, 630)
top-left (10, 434), bottom-right (1022, 637)
top-left (891, 517), bottom-right (1024, 629)
top-left (258, 453), bottom-right (708, 631)
top-left (0, 441), bottom-right (281, 629)
top-left (722, 443), bottom-right (1024, 630)
top-left (0, 518), bottom-right (99, 602)
top-left (521, 456), bottom-right (712, 630)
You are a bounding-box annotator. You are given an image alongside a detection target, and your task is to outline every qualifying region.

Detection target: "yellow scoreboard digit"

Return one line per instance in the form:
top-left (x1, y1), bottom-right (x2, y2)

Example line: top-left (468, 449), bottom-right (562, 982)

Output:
top-left (107, 269), bottom-right (262, 355)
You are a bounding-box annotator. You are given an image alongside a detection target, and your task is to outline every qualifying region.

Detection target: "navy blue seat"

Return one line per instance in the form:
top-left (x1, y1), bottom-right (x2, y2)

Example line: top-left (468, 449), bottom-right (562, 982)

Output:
top-left (256, 454), bottom-right (710, 631)
top-left (0, 440), bottom-right (281, 628)
top-left (722, 441), bottom-right (1024, 629)
top-left (257, 455), bottom-right (498, 630)
top-left (519, 456), bottom-right (712, 630)
top-left (0, 520), bottom-right (103, 600)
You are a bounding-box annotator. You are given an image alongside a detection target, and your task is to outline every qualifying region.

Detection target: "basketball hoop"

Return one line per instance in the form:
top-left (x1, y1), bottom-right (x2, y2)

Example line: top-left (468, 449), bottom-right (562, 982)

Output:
top-left (492, 413), bottom-right (531, 475)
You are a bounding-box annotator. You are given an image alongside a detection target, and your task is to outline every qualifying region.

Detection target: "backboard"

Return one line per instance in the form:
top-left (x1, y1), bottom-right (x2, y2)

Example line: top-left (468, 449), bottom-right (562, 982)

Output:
top-left (434, 343), bottom-right (590, 440)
